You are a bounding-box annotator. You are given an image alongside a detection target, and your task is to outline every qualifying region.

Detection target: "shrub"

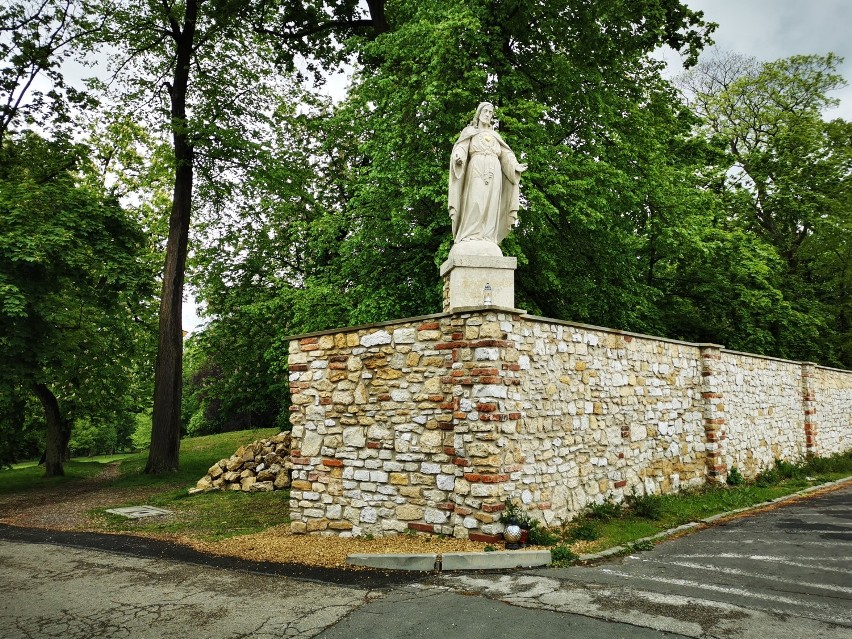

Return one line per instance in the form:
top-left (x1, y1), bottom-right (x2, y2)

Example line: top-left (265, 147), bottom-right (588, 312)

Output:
top-left (500, 499), bottom-right (536, 528)
top-left (566, 520), bottom-right (600, 541)
top-left (528, 526), bottom-right (559, 547)
top-left (585, 496), bottom-right (623, 521)
top-left (774, 459), bottom-right (804, 480)
top-left (625, 489), bottom-right (664, 520)
top-left (550, 544), bottom-right (578, 567)
top-left (726, 466), bottom-right (745, 486)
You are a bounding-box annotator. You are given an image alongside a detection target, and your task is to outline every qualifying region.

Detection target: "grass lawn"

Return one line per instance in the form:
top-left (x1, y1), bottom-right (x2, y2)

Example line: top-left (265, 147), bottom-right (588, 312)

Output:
top-left (0, 427), bottom-right (285, 541)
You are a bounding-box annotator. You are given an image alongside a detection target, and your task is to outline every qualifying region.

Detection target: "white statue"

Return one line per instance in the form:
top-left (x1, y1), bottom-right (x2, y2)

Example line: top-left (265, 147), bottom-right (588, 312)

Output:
top-left (448, 102), bottom-right (527, 247)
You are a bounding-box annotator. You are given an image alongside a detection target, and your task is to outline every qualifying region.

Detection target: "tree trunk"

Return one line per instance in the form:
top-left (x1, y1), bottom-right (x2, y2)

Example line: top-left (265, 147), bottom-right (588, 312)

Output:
top-left (33, 383), bottom-right (71, 478)
top-left (146, 0), bottom-right (198, 474)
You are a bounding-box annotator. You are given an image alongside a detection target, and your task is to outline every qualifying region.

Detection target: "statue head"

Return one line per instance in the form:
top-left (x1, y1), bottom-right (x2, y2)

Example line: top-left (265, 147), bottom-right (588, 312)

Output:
top-left (469, 101), bottom-right (496, 129)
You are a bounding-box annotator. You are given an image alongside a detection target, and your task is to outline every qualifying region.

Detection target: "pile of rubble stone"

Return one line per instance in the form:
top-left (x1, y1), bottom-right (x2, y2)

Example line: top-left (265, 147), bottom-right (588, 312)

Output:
top-left (190, 432), bottom-right (291, 494)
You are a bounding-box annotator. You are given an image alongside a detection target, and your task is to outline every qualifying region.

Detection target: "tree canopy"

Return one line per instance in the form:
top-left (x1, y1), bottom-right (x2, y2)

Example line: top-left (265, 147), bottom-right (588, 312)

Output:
top-left (3, 0), bottom-right (850, 451)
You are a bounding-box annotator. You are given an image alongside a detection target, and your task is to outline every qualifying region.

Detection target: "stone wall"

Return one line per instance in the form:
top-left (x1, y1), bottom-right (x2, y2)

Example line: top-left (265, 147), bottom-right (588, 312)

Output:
top-left (814, 366), bottom-right (852, 456)
top-left (286, 310), bottom-right (852, 539)
top-left (717, 352), bottom-right (806, 478)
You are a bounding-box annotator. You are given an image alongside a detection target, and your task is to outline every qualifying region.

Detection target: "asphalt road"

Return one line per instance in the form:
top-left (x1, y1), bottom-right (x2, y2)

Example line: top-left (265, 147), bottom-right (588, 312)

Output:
top-left (1, 483), bottom-right (850, 639)
top-left (446, 484), bottom-right (852, 638)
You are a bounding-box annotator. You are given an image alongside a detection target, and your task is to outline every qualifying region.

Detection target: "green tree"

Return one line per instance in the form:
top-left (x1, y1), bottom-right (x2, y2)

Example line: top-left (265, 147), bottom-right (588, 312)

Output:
top-left (86, 0), bottom-right (391, 472)
top-left (0, 133), bottom-right (157, 476)
top-left (275, 0), bottom-right (715, 330)
top-left (0, 0), bottom-right (97, 145)
top-left (678, 51), bottom-right (852, 364)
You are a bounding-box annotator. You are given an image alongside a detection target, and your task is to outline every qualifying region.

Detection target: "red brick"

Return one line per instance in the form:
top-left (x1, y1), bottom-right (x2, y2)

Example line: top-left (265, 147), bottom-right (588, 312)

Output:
top-left (452, 331), bottom-right (464, 340)
top-left (418, 322), bottom-right (440, 331)
top-left (436, 341), bottom-right (468, 350)
top-left (479, 376), bottom-right (501, 384)
top-left (472, 368), bottom-right (499, 376)
top-left (290, 457), bottom-right (310, 465)
top-left (289, 364), bottom-right (308, 372)
top-left (455, 506), bottom-right (473, 516)
top-left (470, 339), bottom-right (509, 348)
top-left (378, 393), bottom-right (391, 401)
top-left (366, 440), bottom-right (382, 449)
top-left (443, 446), bottom-right (456, 456)
top-left (329, 362), bottom-right (348, 370)
top-left (481, 473), bottom-right (508, 483)
top-left (481, 503), bottom-right (505, 513)
top-left (453, 411), bottom-right (468, 420)
top-left (301, 344), bottom-right (320, 351)
top-left (453, 457), bottom-right (471, 467)
top-left (701, 392), bottom-right (723, 399)
top-left (537, 502), bottom-right (551, 510)
top-left (468, 532), bottom-right (502, 543)
top-left (319, 397), bottom-right (332, 405)
top-left (322, 458), bottom-right (344, 467)
top-left (290, 450), bottom-right (301, 456)
top-left (464, 473), bottom-right (482, 482)
top-left (437, 502), bottom-right (456, 511)
top-left (614, 480), bottom-right (627, 488)
top-left (428, 395), bottom-right (445, 403)
top-left (299, 337), bottom-right (319, 345)
top-left (439, 422), bottom-right (455, 431)
top-left (507, 412), bottom-right (522, 420)
top-left (477, 403), bottom-right (498, 412)
top-left (439, 402), bottom-right (455, 410)
top-left (408, 523), bottom-right (434, 533)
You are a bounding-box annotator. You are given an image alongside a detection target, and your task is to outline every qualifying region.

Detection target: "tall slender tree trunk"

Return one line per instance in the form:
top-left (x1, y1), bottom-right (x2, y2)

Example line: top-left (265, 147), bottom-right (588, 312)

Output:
top-left (146, 0), bottom-right (198, 474)
top-left (33, 383), bottom-right (71, 478)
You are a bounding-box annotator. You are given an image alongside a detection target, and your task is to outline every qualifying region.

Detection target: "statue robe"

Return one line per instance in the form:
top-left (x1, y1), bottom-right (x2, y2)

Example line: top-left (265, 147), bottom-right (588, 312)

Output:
top-left (448, 126), bottom-right (522, 245)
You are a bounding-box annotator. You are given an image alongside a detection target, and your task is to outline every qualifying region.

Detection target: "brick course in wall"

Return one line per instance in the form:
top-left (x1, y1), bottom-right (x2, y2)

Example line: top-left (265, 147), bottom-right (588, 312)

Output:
top-left (286, 310), bottom-right (852, 538)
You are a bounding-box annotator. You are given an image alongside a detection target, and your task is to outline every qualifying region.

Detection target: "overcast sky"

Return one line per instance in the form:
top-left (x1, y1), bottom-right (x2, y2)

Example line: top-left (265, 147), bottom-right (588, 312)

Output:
top-left (673, 0), bottom-right (852, 120)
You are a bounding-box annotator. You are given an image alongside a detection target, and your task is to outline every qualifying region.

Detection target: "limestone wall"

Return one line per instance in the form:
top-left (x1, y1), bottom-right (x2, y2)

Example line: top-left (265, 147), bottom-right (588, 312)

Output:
top-left (815, 366), bottom-right (852, 456)
top-left (286, 310), bottom-right (852, 539)
top-left (717, 352), bottom-right (806, 478)
top-left (504, 317), bottom-right (706, 525)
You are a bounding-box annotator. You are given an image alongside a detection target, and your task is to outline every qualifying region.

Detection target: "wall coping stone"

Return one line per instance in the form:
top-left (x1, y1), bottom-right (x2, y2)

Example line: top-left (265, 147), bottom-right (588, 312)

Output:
top-left (284, 310), bottom-right (851, 375)
top-left (722, 348), bottom-right (851, 372)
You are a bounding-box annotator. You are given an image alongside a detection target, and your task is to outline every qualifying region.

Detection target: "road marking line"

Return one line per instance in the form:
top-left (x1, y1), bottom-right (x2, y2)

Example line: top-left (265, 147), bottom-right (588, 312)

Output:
top-left (599, 569), bottom-right (844, 613)
top-left (639, 559), bottom-right (852, 595)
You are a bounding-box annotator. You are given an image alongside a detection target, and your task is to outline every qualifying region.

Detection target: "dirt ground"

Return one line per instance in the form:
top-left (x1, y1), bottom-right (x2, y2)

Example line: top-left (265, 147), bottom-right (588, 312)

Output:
top-left (0, 464), bottom-right (500, 569)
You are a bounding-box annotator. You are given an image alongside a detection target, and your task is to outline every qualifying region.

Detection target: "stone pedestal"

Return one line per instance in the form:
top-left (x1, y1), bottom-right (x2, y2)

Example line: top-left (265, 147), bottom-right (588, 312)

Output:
top-left (440, 241), bottom-right (518, 312)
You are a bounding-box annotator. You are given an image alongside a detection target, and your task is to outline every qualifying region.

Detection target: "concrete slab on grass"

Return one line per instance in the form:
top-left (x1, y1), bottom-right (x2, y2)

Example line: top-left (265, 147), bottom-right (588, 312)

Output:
top-left (105, 506), bottom-right (173, 519)
top-left (347, 553), bottom-right (437, 571)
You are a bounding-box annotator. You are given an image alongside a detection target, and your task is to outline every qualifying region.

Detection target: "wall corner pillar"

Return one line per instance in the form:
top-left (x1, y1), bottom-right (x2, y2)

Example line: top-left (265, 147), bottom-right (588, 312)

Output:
top-left (699, 344), bottom-right (727, 483)
top-left (801, 362), bottom-right (819, 458)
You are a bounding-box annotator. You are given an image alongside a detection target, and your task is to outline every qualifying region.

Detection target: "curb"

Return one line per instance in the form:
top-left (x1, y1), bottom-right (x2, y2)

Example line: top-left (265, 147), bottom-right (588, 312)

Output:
top-left (346, 549), bottom-right (552, 572)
